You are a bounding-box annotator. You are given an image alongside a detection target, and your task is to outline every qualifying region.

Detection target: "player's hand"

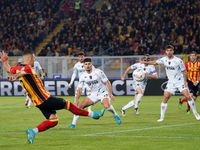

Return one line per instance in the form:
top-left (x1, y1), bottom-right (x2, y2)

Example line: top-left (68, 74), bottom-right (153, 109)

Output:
top-left (6, 76), bottom-right (16, 81)
top-left (121, 76), bottom-right (125, 81)
top-left (145, 74), bottom-right (150, 78)
top-left (74, 100), bottom-right (79, 106)
top-left (0, 51), bottom-right (8, 61)
top-left (110, 94), bottom-right (115, 101)
top-left (40, 76), bottom-right (44, 80)
top-left (68, 84), bottom-right (72, 88)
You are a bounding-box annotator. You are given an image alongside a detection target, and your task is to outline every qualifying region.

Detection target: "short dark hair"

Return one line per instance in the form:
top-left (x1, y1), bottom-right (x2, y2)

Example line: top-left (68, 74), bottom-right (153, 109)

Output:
top-left (22, 50), bottom-right (34, 56)
top-left (190, 51), bottom-right (197, 55)
top-left (84, 58), bottom-right (92, 63)
top-left (144, 54), bottom-right (150, 57)
top-left (78, 52), bottom-right (85, 56)
top-left (165, 45), bottom-right (174, 50)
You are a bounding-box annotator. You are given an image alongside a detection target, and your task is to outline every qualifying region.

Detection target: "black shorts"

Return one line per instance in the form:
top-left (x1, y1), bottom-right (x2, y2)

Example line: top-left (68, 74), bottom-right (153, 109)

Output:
top-left (187, 79), bottom-right (199, 97)
top-left (37, 95), bottom-right (67, 119)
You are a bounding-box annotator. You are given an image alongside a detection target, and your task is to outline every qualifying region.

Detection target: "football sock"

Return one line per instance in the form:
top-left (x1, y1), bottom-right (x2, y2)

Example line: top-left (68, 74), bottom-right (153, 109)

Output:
top-left (161, 103), bottom-right (167, 119)
top-left (122, 100), bottom-right (135, 110)
top-left (188, 99), bottom-right (197, 114)
top-left (106, 105), bottom-right (117, 117)
top-left (72, 115), bottom-right (80, 125)
top-left (65, 101), bottom-right (92, 117)
top-left (27, 98), bottom-right (32, 107)
top-left (181, 98), bottom-right (187, 103)
top-left (36, 118), bottom-right (58, 132)
top-left (88, 105), bottom-right (92, 110)
top-left (134, 94), bottom-right (143, 109)
top-left (187, 101), bottom-right (190, 110)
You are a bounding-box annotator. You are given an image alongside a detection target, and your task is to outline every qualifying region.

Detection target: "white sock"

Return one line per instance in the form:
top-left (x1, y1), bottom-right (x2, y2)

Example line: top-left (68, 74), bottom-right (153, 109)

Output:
top-left (88, 105), bottom-right (92, 110)
top-left (25, 94), bottom-right (29, 100)
top-left (106, 105), bottom-right (117, 117)
top-left (28, 98), bottom-right (32, 106)
top-left (33, 127), bottom-right (38, 134)
top-left (122, 100), bottom-right (135, 110)
top-left (134, 94), bottom-right (143, 109)
top-left (72, 115), bottom-right (80, 125)
top-left (161, 103), bottom-right (167, 119)
top-left (188, 99), bottom-right (197, 114)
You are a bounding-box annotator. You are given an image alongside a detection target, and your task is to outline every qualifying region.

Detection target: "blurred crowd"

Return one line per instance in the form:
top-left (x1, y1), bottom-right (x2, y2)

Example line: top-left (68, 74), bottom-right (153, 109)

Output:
top-left (0, 0), bottom-right (63, 56)
top-left (1, 0), bottom-right (200, 57)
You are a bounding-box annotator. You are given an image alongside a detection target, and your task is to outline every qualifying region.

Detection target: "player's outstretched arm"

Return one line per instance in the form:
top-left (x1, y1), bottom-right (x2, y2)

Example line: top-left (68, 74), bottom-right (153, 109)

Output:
top-left (0, 51), bottom-right (10, 73)
top-left (121, 66), bottom-right (132, 81)
top-left (7, 71), bottom-right (25, 81)
top-left (69, 71), bottom-right (77, 88)
top-left (146, 73), bottom-right (158, 79)
top-left (105, 80), bottom-right (115, 101)
top-left (39, 69), bottom-right (44, 80)
top-left (137, 60), bottom-right (158, 65)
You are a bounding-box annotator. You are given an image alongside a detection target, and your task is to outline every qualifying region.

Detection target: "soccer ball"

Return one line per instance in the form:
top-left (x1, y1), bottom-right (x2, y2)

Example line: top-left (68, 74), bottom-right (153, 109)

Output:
top-left (132, 68), bottom-right (146, 81)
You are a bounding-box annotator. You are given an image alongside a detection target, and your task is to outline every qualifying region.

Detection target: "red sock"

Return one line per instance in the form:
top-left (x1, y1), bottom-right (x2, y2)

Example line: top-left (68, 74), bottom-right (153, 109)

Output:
top-left (181, 98), bottom-right (187, 103)
top-left (37, 118), bottom-right (58, 132)
top-left (187, 101), bottom-right (190, 110)
top-left (65, 101), bottom-right (89, 116)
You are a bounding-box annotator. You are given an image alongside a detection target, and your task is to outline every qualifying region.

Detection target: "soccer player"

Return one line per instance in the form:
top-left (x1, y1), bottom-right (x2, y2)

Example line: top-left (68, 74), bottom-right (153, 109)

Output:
top-left (67, 58), bottom-right (121, 128)
top-left (68, 52), bottom-right (92, 112)
top-left (25, 60), bottom-right (44, 108)
top-left (120, 54), bottom-right (158, 116)
top-left (0, 50), bottom-right (104, 144)
top-left (137, 45), bottom-right (200, 122)
top-left (179, 51), bottom-right (200, 114)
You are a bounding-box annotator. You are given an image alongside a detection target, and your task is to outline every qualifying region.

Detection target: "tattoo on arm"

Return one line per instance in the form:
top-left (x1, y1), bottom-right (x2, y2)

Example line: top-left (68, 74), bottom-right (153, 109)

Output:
top-left (182, 70), bottom-right (187, 82)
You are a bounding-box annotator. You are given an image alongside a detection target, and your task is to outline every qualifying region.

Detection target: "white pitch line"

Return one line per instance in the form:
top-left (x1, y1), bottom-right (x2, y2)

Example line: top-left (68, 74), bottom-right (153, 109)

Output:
top-left (89, 135), bottom-right (200, 139)
top-left (0, 106), bottom-right (24, 109)
top-left (81, 122), bottom-right (200, 136)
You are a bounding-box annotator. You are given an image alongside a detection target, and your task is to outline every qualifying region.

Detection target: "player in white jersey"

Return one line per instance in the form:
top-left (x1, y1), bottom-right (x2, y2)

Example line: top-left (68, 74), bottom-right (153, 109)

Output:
top-left (120, 54), bottom-right (158, 116)
top-left (67, 58), bottom-right (121, 128)
top-left (24, 60), bottom-right (44, 108)
top-left (138, 45), bottom-right (200, 122)
top-left (68, 52), bottom-right (92, 113)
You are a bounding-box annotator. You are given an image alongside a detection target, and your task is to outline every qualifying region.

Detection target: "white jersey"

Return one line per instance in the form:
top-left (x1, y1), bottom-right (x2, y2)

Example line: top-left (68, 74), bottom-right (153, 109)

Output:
top-left (156, 56), bottom-right (185, 83)
top-left (70, 62), bottom-right (85, 85)
top-left (131, 63), bottom-right (157, 84)
top-left (32, 61), bottom-right (42, 72)
top-left (78, 68), bottom-right (108, 93)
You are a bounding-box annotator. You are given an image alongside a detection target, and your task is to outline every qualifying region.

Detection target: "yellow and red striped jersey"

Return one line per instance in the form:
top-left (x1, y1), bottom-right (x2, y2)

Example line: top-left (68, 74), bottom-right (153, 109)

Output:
top-left (185, 60), bottom-right (200, 82)
top-left (9, 64), bottom-right (51, 106)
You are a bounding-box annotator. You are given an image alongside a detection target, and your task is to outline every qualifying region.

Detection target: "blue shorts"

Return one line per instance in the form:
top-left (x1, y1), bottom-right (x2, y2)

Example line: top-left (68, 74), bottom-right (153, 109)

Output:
top-left (37, 95), bottom-right (66, 119)
top-left (187, 79), bottom-right (199, 97)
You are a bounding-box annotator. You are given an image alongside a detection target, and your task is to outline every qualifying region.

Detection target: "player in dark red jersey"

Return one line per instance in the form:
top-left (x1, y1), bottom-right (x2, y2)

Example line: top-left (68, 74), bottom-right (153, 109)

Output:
top-left (179, 51), bottom-right (200, 113)
top-left (0, 50), bottom-right (104, 144)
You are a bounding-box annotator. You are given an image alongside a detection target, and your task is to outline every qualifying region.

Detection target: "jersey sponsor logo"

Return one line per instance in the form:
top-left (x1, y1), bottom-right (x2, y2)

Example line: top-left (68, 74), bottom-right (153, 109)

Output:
top-left (86, 80), bottom-right (98, 86)
top-left (21, 68), bottom-right (25, 70)
top-left (166, 66), bottom-right (175, 70)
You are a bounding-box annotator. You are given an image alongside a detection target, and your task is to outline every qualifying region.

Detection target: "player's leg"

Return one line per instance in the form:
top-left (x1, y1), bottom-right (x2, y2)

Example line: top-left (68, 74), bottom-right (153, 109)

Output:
top-left (87, 89), bottom-right (92, 112)
top-left (68, 97), bottom-right (95, 128)
top-left (27, 111), bottom-right (59, 144)
top-left (102, 97), bottom-right (121, 125)
top-left (120, 94), bottom-right (137, 116)
top-left (157, 91), bottom-right (172, 122)
top-left (27, 98), bottom-right (32, 108)
top-left (187, 85), bottom-right (199, 114)
top-left (179, 80), bottom-right (193, 109)
top-left (181, 89), bottom-right (200, 120)
top-left (134, 86), bottom-right (144, 115)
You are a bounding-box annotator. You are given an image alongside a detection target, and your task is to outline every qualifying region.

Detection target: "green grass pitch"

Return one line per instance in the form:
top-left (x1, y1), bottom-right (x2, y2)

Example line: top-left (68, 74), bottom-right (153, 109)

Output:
top-left (0, 96), bottom-right (200, 150)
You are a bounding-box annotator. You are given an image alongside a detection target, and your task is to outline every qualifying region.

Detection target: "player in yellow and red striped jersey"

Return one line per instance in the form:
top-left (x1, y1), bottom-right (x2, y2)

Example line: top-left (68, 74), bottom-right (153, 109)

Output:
top-left (179, 51), bottom-right (200, 114)
top-left (0, 50), bottom-right (105, 144)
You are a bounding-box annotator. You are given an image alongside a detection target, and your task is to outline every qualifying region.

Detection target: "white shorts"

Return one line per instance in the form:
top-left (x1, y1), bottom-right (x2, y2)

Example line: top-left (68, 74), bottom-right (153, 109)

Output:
top-left (132, 80), bottom-right (147, 94)
top-left (165, 81), bottom-right (188, 95)
top-left (87, 90), bottom-right (110, 104)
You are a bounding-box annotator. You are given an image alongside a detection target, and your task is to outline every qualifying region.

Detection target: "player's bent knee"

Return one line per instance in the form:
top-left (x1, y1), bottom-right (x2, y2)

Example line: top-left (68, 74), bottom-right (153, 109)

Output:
top-left (104, 103), bottom-right (110, 109)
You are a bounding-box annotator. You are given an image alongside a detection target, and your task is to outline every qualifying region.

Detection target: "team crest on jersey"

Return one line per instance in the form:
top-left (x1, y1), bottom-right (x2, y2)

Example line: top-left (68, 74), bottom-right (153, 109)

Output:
top-left (89, 76), bottom-right (92, 79)
top-left (168, 61), bottom-right (171, 65)
top-left (82, 65), bottom-right (83, 68)
top-left (143, 68), bottom-right (146, 71)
